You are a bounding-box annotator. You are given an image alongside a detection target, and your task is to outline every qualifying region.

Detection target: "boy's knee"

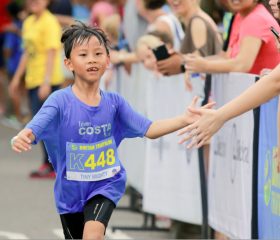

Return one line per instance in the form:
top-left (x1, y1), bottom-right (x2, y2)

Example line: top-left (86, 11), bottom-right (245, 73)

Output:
top-left (83, 232), bottom-right (104, 240)
top-left (83, 221), bottom-right (105, 240)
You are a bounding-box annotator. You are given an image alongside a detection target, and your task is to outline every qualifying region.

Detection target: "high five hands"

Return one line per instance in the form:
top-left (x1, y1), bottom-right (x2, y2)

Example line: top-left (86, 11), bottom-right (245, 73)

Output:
top-left (178, 106), bottom-right (225, 149)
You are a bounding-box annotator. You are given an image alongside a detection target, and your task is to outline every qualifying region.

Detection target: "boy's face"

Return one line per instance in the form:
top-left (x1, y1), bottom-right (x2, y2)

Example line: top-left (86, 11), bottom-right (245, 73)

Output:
top-left (64, 36), bottom-right (110, 84)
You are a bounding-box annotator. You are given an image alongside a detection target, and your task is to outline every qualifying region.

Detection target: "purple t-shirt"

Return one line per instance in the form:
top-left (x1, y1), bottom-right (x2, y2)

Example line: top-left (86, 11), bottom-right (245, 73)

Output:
top-left (26, 86), bottom-right (152, 214)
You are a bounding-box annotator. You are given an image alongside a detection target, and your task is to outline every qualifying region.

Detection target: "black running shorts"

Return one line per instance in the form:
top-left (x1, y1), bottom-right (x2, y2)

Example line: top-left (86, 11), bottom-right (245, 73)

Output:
top-left (60, 195), bottom-right (115, 239)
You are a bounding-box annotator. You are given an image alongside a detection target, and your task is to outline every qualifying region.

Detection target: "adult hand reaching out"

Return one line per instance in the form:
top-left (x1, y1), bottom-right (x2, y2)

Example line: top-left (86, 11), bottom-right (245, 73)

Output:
top-left (178, 107), bottom-right (224, 148)
top-left (184, 54), bottom-right (208, 73)
top-left (185, 97), bottom-right (216, 124)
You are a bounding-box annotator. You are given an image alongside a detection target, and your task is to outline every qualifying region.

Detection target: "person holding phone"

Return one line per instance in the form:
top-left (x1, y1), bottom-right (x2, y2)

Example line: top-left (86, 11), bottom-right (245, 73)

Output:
top-left (156, 0), bottom-right (222, 76)
top-left (110, 0), bottom-right (184, 66)
top-left (135, 31), bottom-right (173, 72)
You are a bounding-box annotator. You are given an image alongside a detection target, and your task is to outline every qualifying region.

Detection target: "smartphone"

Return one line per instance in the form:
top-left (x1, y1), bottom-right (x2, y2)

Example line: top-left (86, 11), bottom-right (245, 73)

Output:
top-left (152, 44), bottom-right (170, 61)
top-left (270, 26), bottom-right (280, 42)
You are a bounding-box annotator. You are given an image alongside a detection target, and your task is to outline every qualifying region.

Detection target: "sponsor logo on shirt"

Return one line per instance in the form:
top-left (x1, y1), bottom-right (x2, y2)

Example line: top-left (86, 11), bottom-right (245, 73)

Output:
top-left (78, 121), bottom-right (111, 136)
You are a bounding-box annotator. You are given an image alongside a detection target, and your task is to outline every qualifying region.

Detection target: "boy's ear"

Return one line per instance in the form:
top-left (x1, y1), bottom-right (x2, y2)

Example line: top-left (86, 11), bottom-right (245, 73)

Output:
top-left (64, 58), bottom-right (73, 71)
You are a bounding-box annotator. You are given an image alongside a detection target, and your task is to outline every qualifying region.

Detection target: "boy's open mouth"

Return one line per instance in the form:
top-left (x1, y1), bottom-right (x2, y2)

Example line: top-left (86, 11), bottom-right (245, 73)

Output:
top-left (87, 67), bottom-right (99, 72)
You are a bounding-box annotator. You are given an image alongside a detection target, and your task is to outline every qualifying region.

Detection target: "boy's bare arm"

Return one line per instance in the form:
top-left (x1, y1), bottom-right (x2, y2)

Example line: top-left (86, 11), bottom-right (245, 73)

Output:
top-left (145, 115), bottom-right (189, 139)
top-left (145, 97), bottom-right (215, 139)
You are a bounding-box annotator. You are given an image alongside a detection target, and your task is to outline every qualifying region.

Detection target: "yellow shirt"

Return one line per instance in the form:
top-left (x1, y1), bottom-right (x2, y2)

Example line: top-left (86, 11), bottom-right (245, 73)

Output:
top-left (23, 10), bottom-right (63, 89)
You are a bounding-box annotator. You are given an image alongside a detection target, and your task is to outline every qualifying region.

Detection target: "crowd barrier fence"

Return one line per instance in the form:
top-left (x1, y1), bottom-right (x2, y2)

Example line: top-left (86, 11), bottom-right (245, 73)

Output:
top-left (106, 65), bottom-right (279, 239)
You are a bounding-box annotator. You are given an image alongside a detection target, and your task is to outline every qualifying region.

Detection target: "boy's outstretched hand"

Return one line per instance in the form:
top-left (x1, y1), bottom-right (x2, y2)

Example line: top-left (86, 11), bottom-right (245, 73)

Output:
top-left (11, 128), bottom-right (34, 153)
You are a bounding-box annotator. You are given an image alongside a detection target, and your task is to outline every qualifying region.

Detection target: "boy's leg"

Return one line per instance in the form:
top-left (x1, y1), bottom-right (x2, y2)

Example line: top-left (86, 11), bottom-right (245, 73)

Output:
top-left (83, 221), bottom-right (105, 240)
top-left (60, 212), bottom-right (84, 239)
top-left (83, 195), bottom-right (115, 240)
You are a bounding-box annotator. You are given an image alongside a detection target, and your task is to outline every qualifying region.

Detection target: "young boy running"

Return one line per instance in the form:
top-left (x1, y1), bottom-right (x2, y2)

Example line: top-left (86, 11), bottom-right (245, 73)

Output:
top-left (10, 22), bottom-right (213, 240)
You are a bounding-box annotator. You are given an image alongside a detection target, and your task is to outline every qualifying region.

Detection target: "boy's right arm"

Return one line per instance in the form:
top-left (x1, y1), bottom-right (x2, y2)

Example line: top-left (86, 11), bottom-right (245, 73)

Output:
top-left (11, 128), bottom-right (35, 153)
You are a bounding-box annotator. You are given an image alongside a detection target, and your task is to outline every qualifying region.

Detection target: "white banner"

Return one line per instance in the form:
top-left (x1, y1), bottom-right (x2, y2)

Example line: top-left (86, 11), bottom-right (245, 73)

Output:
top-left (117, 64), bottom-right (150, 194)
top-left (208, 73), bottom-right (256, 238)
top-left (143, 73), bottom-right (202, 224)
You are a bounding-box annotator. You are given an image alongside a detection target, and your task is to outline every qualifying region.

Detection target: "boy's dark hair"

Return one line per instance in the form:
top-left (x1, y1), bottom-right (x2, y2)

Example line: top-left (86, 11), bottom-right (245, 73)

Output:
top-left (61, 21), bottom-right (111, 58)
top-left (143, 0), bottom-right (166, 10)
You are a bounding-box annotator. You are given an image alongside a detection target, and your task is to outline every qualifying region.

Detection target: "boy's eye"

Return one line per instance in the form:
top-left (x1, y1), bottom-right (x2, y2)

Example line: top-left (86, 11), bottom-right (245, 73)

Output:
top-left (96, 52), bottom-right (103, 56)
top-left (79, 53), bottom-right (86, 56)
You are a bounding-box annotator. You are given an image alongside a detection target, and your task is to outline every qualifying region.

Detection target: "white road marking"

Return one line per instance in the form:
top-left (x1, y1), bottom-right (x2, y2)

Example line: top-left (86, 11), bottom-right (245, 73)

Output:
top-left (106, 228), bottom-right (132, 239)
top-left (0, 228), bottom-right (132, 239)
top-left (52, 228), bottom-right (132, 239)
top-left (52, 229), bottom-right (64, 239)
top-left (0, 231), bottom-right (28, 239)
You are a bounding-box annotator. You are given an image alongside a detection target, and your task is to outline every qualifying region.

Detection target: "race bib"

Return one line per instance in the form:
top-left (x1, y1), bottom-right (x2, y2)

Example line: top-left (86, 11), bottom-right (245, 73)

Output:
top-left (66, 137), bottom-right (121, 181)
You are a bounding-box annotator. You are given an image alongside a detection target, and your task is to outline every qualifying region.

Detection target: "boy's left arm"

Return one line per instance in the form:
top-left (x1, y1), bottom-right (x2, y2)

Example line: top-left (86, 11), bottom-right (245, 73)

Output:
top-left (145, 97), bottom-right (215, 139)
top-left (145, 115), bottom-right (192, 139)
